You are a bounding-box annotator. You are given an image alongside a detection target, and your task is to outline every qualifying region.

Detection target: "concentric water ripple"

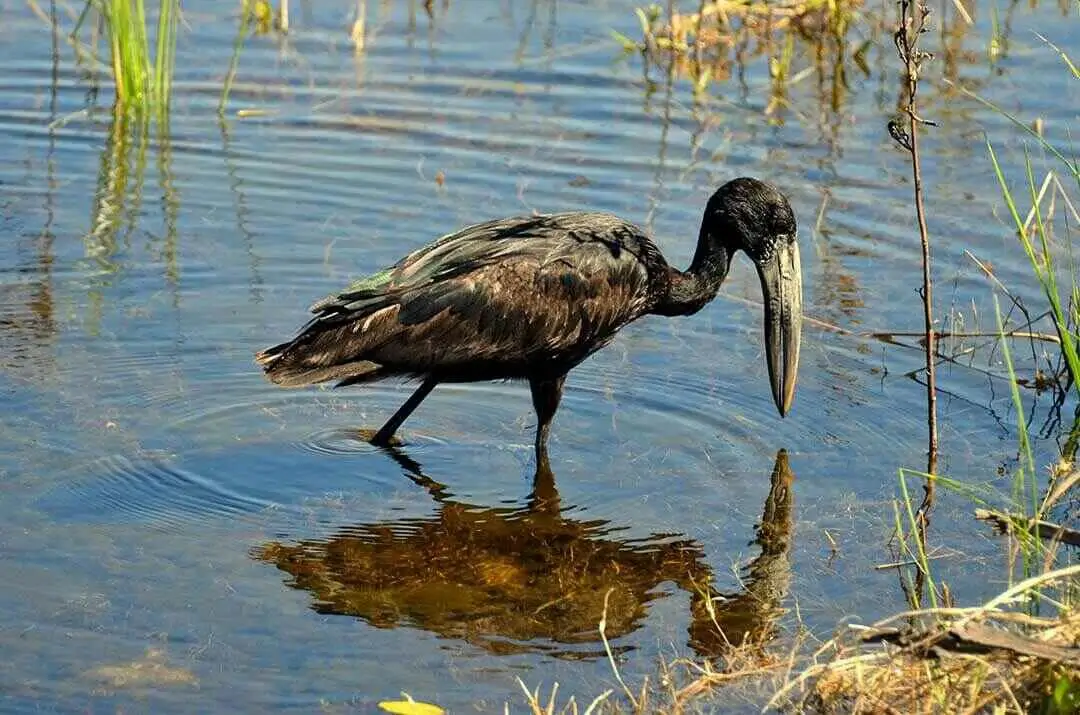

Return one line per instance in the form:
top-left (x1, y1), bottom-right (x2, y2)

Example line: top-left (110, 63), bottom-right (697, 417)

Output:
top-left (41, 453), bottom-right (280, 531)
top-left (296, 426), bottom-right (449, 456)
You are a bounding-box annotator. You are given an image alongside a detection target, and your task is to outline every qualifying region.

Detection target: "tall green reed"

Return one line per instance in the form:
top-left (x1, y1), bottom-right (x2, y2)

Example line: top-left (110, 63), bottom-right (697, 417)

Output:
top-left (982, 43), bottom-right (1080, 395)
top-left (987, 142), bottom-right (1080, 393)
top-left (75, 0), bottom-right (179, 113)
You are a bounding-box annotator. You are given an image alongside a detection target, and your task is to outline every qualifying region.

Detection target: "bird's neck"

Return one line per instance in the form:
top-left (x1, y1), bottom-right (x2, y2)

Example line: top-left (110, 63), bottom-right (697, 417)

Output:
top-left (653, 233), bottom-right (731, 317)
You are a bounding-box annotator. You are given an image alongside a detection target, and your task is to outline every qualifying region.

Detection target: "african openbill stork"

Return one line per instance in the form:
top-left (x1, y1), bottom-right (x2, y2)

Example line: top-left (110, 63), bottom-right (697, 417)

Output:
top-left (257, 177), bottom-right (803, 471)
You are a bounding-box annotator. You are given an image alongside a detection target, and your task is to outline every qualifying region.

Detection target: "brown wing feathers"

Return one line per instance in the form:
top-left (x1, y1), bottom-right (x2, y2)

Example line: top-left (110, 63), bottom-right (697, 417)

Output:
top-left (256, 213), bottom-right (660, 387)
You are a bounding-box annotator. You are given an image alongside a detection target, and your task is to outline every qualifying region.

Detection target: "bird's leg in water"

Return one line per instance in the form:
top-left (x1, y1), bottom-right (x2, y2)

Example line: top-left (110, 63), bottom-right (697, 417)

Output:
top-left (371, 377), bottom-right (439, 446)
top-left (529, 375), bottom-right (566, 477)
top-left (527, 457), bottom-right (561, 514)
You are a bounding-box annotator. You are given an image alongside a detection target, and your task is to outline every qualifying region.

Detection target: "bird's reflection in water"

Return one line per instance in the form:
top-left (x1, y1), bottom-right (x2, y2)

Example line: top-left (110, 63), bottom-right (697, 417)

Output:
top-left (253, 446), bottom-right (794, 660)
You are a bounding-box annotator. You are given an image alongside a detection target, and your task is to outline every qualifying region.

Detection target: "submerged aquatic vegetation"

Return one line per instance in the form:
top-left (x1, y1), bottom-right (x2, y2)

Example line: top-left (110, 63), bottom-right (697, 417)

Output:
top-left (73, 0), bottom-right (180, 113)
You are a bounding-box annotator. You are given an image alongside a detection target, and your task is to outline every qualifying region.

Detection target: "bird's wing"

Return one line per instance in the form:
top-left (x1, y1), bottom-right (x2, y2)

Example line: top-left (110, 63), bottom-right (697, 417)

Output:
top-left (310, 213), bottom-right (659, 314)
top-left (307, 215), bottom-right (536, 319)
top-left (365, 241), bottom-right (653, 373)
top-left (271, 213), bottom-right (663, 380)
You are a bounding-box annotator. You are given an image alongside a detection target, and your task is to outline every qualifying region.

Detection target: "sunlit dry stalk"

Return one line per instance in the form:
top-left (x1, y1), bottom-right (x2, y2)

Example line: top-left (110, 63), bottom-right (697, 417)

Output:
top-left (600, 588), bottom-right (643, 711)
top-left (887, 0), bottom-right (941, 615)
top-left (770, 565), bottom-right (1080, 712)
top-left (891, 0), bottom-right (938, 470)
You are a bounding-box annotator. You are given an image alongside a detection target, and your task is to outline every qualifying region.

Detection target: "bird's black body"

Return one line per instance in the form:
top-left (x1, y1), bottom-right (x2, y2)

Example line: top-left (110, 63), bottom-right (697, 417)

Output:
top-left (258, 178), bottom-right (803, 471)
top-left (259, 213), bottom-right (670, 385)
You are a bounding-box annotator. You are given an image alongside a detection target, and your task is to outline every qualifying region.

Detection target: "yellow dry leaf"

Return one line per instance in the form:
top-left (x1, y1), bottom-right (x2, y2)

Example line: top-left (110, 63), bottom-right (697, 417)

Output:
top-left (377, 695), bottom-right (445, 715)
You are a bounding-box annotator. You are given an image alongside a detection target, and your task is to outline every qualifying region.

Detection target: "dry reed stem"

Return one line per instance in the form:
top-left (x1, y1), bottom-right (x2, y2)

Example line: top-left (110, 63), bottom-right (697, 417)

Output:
top-left (599, 588), bottom-right (643, 712)
top-left (514, 678), bottom-right (613, 715)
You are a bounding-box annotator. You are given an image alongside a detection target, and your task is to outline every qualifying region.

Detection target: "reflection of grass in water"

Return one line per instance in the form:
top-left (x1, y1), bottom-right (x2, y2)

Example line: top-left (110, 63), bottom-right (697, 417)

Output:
top-left (84, 104), bottom-right (143, 330)
top-left (84, 105), bottom-right (180, 332)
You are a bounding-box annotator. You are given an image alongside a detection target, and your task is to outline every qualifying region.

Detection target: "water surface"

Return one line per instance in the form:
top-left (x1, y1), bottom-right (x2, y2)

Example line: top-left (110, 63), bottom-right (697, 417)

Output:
top-left (1, 1), bottom-right (1078, 711)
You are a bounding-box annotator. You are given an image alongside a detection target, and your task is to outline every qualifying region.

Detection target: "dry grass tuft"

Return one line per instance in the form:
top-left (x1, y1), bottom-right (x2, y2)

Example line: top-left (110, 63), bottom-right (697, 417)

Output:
top-left (771, 566), bottom-right (1080, 714)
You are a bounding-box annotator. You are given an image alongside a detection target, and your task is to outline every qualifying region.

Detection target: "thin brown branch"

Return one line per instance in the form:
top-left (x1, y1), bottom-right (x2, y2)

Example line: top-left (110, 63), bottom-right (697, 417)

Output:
top-left (720, 292), bottom-right (1061, 345)
top-left (872, 329), bottom-right (1061, 345)
top-left (894, 0), bottom-right (939, 468)
top-left (974, 508), bottom-right (1080, 549)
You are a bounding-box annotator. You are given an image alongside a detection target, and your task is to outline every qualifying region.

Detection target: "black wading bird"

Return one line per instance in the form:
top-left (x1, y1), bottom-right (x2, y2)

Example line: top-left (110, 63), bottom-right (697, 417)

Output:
top-left (257, 178), bottom-right (803, 470)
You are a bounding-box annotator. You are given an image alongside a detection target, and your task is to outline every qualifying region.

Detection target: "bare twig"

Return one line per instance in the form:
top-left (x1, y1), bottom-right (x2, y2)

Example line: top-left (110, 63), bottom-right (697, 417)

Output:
top-left (894, 0), bottom-right (938, 468)
top-left (974, 508), bottom-right (1080, 549)
top-left (892, 1), bottom-right (940, 613)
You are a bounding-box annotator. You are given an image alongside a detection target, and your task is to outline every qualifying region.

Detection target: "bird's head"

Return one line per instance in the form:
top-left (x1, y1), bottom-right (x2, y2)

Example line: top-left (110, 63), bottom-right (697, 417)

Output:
top-left (704, 178), bottom-right (802, 417)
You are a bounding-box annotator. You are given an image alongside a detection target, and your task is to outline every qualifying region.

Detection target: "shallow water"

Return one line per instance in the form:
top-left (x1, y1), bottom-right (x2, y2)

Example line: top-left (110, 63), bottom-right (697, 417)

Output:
top-left (1, 0), bottom-right (1078, 711)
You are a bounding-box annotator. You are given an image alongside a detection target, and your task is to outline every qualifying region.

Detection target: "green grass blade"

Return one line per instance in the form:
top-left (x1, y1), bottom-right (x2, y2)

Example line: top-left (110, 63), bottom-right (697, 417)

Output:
top-left (994, 294), bottom-right (1041, 580)
top-left (219, 2), bottom-right (253, 115)
top-left (78, 0), bottom-right (179, 113)
top-left (154, 0), bottom-right (178, 111)
top-left (966, 89), bottom-right (1079, 185)
top-left (897, 469), bottom-right (937, 609)
top-left (987, 139), bottom-right (1080, 395)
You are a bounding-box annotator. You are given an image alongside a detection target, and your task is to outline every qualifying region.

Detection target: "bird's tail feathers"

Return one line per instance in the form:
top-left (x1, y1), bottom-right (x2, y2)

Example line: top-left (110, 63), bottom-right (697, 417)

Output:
top-left (261, 360), bottom-right (383, 387)
top-left (255, 337), bottom-right (383, 388)
top-left (257, 292), bottom-right (403, 388)
top-left (254, 341), bottom-right (290, 367)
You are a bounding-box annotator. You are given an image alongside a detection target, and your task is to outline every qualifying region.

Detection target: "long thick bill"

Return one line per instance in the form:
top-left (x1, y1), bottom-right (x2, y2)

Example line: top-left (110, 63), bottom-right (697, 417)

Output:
top-left (757, 240), bottom-right (802, 416)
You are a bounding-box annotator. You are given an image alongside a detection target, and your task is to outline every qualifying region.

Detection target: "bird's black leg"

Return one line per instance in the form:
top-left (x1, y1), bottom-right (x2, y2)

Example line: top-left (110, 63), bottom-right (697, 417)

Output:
top-left (529, 374), bottom-right (566, 476)
top-left (371, 377), bottom-right (438, 446)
